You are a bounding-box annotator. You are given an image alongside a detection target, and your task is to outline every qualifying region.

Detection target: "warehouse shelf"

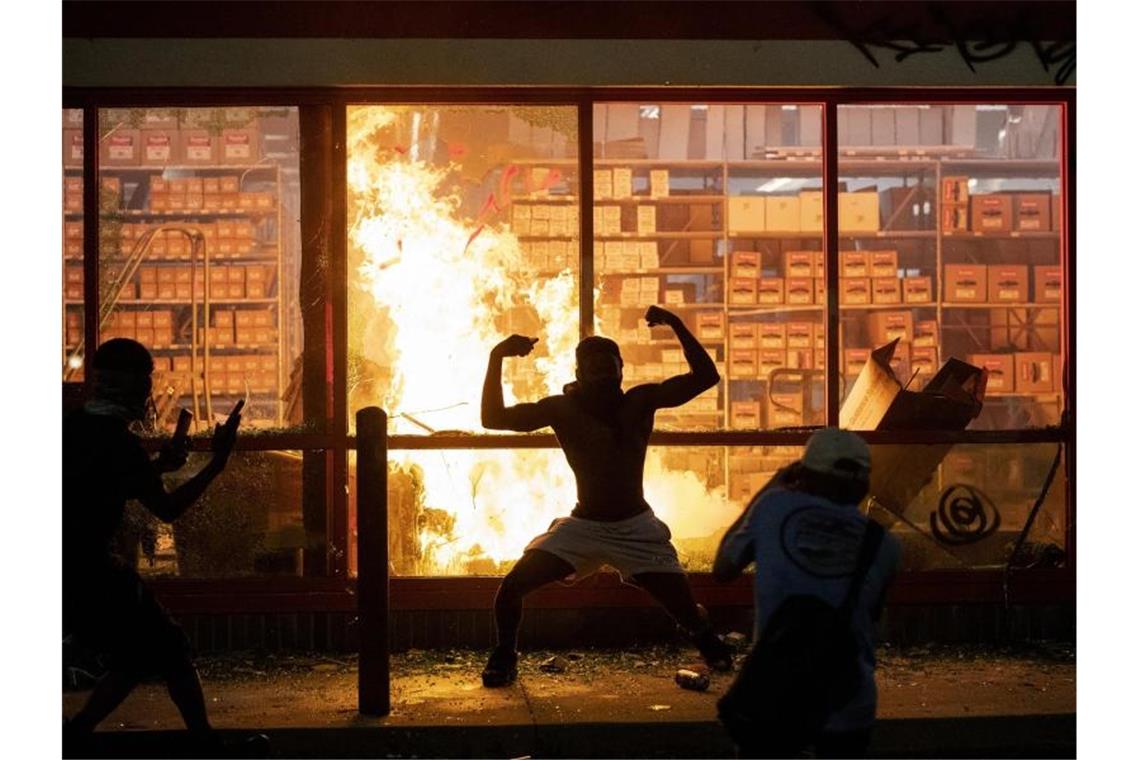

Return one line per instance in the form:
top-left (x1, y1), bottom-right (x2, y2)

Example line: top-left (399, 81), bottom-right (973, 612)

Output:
top-left (149, 344), bottom-right (280, 353)
top-left (727, 304), bottom-right (825, 314)
top-left (596, 231), bottom-right (724, 240)
top-left (65, 164), bottom-right (280, 173)
top-left (68, 254), bottom-right (281, 264)
top-left (602, 267), bottom-right (723, 275)
top-left (941, 302), bottom-right (1061, 310)
top-left (942, 230), bottom-right (1061, 240)
top-left (841, 302), bottom-right (938, 310)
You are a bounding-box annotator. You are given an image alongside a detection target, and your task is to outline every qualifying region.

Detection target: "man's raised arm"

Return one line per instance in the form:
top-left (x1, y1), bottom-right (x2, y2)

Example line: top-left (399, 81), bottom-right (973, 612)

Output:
top-left (644, 305), bottom-right (720, 409)
top-left (481, 334), bottom-right (556, 432)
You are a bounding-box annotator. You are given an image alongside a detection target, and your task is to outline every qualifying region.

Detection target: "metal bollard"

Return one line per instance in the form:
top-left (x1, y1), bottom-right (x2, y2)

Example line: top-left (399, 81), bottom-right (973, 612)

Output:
top-left (356, 407), bottom-right (390, 716)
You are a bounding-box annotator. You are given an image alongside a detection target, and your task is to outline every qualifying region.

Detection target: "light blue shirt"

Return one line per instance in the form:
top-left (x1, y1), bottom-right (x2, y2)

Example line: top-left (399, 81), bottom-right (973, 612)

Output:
top-left (721, 487), bottom-right (902, 731)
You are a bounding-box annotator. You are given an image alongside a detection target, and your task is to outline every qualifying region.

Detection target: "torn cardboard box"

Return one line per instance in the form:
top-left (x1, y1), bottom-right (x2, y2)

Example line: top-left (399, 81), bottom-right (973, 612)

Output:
top-left (840, 338), bottom-right (986, 519)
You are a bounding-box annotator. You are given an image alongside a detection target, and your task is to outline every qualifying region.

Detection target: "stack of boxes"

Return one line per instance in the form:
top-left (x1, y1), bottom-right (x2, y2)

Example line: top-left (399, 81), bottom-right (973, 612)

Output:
top-left (97, 108), bottom-right (262, 169)
top-left (727, 191), bottom-right (878, 234)
top-left (512, 202), bottom-right (579, 237)
top-left (941, 177), bottom-right (1060, 234)
top-left (837, 250), bottom-right (920, 305)
top-left (727, 250), bottom-right (825, 307)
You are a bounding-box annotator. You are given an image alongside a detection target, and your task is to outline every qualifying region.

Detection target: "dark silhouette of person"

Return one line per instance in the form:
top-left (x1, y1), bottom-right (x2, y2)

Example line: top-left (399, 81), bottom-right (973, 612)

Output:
top-left (713, 429), bottom-right (901, 758)
top-left (62, 338), bottom-right (250, 754)
top-left (479, 305), bottom-right (734, 687)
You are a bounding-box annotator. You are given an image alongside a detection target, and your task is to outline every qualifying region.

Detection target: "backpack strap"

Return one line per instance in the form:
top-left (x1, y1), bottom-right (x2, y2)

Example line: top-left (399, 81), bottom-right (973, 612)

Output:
top-left (838, 520), bottom-right (885, 621)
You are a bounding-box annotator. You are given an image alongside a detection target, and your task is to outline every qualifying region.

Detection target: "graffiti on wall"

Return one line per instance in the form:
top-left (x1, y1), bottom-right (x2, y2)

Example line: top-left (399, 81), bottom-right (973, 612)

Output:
top-left (813, 4), bottom-right (1075, 85)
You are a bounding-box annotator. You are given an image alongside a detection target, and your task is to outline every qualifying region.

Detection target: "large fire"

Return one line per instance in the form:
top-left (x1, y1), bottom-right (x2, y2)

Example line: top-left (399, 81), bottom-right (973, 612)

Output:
top-left (347, 106), bottom-right (741, 575)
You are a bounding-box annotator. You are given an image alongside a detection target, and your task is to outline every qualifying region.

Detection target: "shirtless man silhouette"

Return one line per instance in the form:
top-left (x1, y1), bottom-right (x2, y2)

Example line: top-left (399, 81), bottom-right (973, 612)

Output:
top-left (480, 305), bottom-right (733, 686)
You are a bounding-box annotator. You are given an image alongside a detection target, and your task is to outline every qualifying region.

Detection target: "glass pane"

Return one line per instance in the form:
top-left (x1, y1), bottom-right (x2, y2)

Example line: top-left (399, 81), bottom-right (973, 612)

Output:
top-left (96, 107), bottom-right (304, 432)
top-left (118, 450), bottom-right (315, 578)
top-left (865, 441), bottom-right (1067, 571)
top-left (347, 445), bottom-right (801, 577)
top-left (592, 103), bottom-right (825, 431)
top-left (837, 105), bottom-right (1065, 431)
top-left (63, 108), bottom-right (85, 382)
top-left (346, 105), bottom-right (580, 435)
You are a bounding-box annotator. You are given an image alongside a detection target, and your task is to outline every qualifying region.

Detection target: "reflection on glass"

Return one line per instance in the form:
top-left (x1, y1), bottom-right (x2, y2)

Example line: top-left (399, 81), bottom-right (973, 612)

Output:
top-left (592, 103), bottom-right (825, 432)
top-left (120, 450), bottom-right (308, 579)
top-left (95, 107), bottom-right (303, 432)
top-left (347, 445), bottom-right (801, 577)
top-left (865, 442), bottom-right (1066, 571)
top-left (837, 105), bottom-right (1064, 430)
top-left (346, 105), bottom-right (580, 436)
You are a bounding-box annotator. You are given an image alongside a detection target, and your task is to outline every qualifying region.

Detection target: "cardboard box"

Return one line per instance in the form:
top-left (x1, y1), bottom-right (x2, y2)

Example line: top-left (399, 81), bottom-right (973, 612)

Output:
top-left (783, 251), bottom-right (814, 279)
top-left (730, 251), bottom-right (760, 278)
top-left (220, 176), bottom-right (240, 194)
top-left (799, 191), bottom-right (823, 232)
top-left (754, 278), bottom-right (781, 305)
top-left (758, 349), bottom-right (785, 377)
top-left (872, 277), bottom-right (902, 304)
top-left (910, 346), bottom-right (938, 382)
top-left (785, 278), bottom-right (814, 305)
top-left (786, 349), bottom-right (813, 370)
top-left (867, 311), bottom-right (914, 344)
top-left (729, 349), bottom-right (758, 378)
top-left (664, 284), bottom-right (695, 305)
top-left (729, 277), bottom-right (757, 305)
top-left (1015, 352), bottom-right (1054, 393)
top-left (941, 204), bottom-right (970, 233)
top-left (180, 130), bottom-right (218, 165)
top-left (970, 194), bottom-right (1013, 233)
top-left (612, 167), bottom-right (632, 199)
top-left (636, 205), bottom-right (656, 235)
top-left (768, 392), bottom-right (804, 428)
top-left (840, 278), bottom-right (871, 305)
top-left (815, 278), bottom-right (826, 305)
top-left (944, 265), bottom-right (988, 303)
top-left (942, 176), bottom-right (970, 205)
top-left (839, 192), bottom-right (879, 232)
top-left (1052, 195), bottom-right (1062, 231)
top-left (869, 250), bottom-right (899, 278)
top-left (765, 196), bottom-right (801, 232)
top-left (99, 129), bottom-right (141, 167)
top-left (786, 322), bottom-right (813, 349)
top-left (988, 265), bottom-right (1029, 303)
top-left (140, 129), bottom-right (178, 166)
top-left (1034, 266), bottom-right (1063, 302)
top-left (812, 251), bottom-right (825, 279)
top-left (63, 130), bottom-right (84, 167)
top-left (965, 353), bottom-right (1016, 393)
top-left (731, 402), bottom-right (761, 429)
top-left (593, 169), bottom-right (612, 200)
top-left (649, 170), bottom-right (669, 198)
top-left (729, 323), bottom-right (758, 349)
top-left (841, 251), bottom-right (869, 278)
top-left (728, 197), bottom-right (766, 234)
top-left (887, 341), bottom-right (910, 381)
top-left (1014, 193), bottom-right (1052, 231)
top-left (696, 312), bottom-right (725, 341)
top-left (903, 276), bottom-right (933, 304)
top-left (221, 129), bottom-right (259, 165)
top-left (843, 348), bottom-right (870, 376)
top-left (758, 323), bottom-right (787, 349)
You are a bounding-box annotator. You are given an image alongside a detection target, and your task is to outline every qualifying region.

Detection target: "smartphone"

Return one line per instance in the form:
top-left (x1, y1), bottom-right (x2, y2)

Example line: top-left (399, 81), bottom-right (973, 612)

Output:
top-left (172, 408), bottom-right (193, 444)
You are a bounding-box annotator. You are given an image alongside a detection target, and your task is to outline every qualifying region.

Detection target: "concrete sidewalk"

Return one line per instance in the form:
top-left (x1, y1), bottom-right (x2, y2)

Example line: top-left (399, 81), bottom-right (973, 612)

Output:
top-left (63, 645), bottom-right (1075, 758)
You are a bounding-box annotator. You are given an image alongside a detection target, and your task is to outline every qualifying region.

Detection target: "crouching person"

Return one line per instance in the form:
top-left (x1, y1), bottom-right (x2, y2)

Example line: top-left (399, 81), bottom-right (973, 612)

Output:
top-left (712, 428), bottom-right (901, 759)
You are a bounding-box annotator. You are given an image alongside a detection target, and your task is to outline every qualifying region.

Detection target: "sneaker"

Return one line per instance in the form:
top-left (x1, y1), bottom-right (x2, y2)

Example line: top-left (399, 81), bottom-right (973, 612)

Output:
top-left (481, 646), bottom-right (519, 688)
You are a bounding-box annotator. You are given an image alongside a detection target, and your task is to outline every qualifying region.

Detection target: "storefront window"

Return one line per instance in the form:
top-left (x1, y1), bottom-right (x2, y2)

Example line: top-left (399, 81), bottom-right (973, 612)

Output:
top-left (592, 103), bottom-right (826, 432)
top-left (867, 442), bottom-right (1067, 572)
top-left (837, 105), bottom-right (1064, 430)
top-left (120, 450), bottom-right (311, 578)
top-left (348, 445), bottom-right (802, 577)
top-left (346, 105), bottom-right (581, 436)
top-left (96, 107), bottom-right (304, 432)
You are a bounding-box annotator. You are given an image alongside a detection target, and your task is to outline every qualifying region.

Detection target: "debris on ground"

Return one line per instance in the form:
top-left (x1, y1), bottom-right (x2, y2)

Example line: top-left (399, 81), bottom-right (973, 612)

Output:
top-left (674, 667), bottom-right (710, 692)
top-left (724, 631), bottom-right (749, 650)
top-left (648, 704), bottom-right (672, 711)
top-left (539, 656), bottom-right (568, 674)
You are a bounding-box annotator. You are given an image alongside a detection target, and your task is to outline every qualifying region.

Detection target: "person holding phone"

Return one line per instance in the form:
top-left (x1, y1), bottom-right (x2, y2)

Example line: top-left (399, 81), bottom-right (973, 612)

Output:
top-left (478, 305), bottom-right (734, 687)
top-left (63, 339), bottom-right (251, 754)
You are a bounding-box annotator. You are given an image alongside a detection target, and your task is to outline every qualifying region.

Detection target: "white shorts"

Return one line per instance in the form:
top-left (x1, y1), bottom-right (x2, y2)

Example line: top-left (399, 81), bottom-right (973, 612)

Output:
top-left (525, 510), bottom-right (686, 581)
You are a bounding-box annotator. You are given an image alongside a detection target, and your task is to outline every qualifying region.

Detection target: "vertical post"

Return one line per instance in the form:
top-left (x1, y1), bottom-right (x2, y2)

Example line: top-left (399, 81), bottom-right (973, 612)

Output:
top-left (356, 406), bottom-right (389, 717)
top-left (578, 98), bottom-right (595, 340)
top-left (823, 100), bottom-right (840, 425)
top-left (82, 105), bottom-right (99, 395)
